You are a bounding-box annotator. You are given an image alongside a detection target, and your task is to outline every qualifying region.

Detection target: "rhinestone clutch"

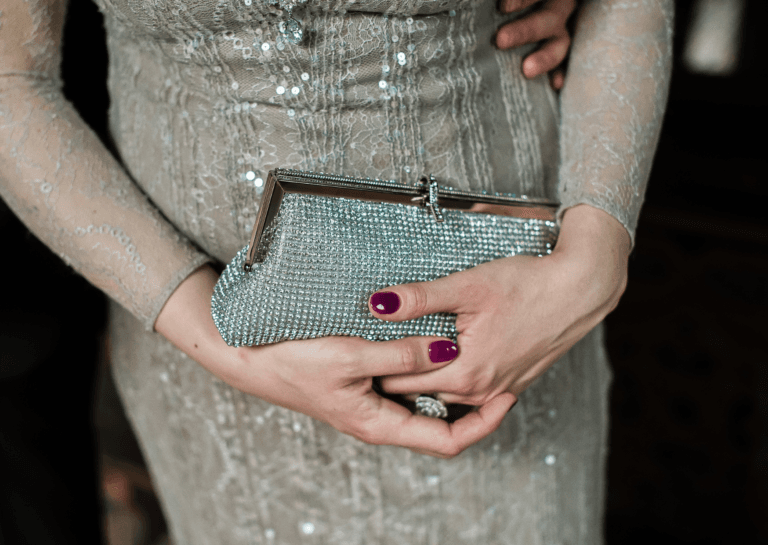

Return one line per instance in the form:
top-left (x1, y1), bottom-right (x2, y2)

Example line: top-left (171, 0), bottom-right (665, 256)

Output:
top-left (212, 169), bottom-right (560, 347)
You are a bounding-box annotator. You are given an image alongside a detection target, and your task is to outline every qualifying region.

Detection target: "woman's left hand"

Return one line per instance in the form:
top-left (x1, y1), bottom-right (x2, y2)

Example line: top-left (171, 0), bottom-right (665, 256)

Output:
top-left (496, 0), bottom-right (578, 90)
top-left (372, 205), bottom-right (630, 407)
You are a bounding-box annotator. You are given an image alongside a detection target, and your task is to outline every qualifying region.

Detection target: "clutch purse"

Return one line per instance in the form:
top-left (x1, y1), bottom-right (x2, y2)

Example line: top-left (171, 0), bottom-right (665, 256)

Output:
top-left (212, 169), bottom-right (560, 347)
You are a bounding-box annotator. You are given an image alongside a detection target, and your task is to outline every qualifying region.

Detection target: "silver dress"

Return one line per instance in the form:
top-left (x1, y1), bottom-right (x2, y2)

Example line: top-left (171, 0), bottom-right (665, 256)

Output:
top-left (0, 0), bottom-right (673, 543)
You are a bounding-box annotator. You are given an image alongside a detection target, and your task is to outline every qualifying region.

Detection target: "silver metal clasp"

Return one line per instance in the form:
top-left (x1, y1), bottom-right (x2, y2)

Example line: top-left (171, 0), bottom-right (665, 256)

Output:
top-left (413, 174), bottom-right (444, 223)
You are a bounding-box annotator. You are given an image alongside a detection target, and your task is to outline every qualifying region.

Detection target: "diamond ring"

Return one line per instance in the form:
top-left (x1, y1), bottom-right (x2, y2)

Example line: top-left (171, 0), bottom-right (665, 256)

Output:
top-left (415, 395), bottom-right (448, 419)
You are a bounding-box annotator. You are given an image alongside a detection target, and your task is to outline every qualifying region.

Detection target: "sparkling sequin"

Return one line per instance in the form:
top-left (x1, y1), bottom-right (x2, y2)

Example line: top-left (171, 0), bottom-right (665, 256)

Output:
top-left (301, 522), bottom-right (315, 535)
top-left (245, 171), bottom-right (256, 181)
top-left (278, 17), bottom-right (303, 45)
top-left (276, 85), bottom-right (286, 95)
top-left (261, 42), bottom-right (270, 51)
top-left (382, 64), bottom-right (390, 73)
top-left (545, 454), bottom-right (556, 466)
top-left (301, 72), bottom-right (310, 81)
top-left (378, 80), bottom-right (388, 89)
top-left (291, 86), bottom-right (300, 95)
top-left (264, 529), bottom-right (275, 539)
top-left (282, 65), bottom-right (290, 73)
top-left (287, 108), bottom-right (295, 117)
top-left (254, 177), bottom-right (264, 187)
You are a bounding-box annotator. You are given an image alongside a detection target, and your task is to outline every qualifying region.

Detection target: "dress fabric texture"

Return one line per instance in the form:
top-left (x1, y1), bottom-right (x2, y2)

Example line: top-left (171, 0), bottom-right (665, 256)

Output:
top-left (0, 0), bottom-right (673, 543)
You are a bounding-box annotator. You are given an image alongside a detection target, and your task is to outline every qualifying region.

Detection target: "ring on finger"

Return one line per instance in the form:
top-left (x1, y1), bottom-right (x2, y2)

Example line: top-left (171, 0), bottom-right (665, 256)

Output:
top-left (415, 394), bottom-right (448, 419)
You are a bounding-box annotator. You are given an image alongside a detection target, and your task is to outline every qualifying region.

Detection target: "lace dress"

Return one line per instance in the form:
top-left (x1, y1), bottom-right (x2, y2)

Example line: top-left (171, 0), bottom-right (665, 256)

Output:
top-left (0, 0), bottom-right (673, 543)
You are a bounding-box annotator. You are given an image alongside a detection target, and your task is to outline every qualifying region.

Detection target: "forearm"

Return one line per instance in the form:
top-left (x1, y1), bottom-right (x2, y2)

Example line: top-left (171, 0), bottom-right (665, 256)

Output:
top-left (0, 78), bottom-right (210, 328)
top-left (557, 0), bottom-right (674, 247)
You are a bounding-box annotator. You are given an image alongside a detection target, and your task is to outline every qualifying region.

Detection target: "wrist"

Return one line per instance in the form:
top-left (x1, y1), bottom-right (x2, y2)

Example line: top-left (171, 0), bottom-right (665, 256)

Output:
top-left (551, 204), bottom-right (630, 307)
top-left (554, 204), bottom-right (631, 262)
top-left (155, 264), bottom-right (244, 384)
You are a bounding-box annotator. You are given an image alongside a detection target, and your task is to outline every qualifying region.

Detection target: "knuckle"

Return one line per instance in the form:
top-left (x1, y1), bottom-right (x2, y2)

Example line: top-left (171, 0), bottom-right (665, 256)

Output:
top-left (408, 284), bottom-right (430, 317)
top-left (541, 50), bottom-right (558, 69)
top-left (395, 342), bottom-right (420, 374)
top-left (516, 25), bottom-right (533, 44)
top-left (452, 375), bottom-right (479, 398)
top-left (540, 11), bottom-right (560, 33)
top-left (333, 343), bottom-right (360, 370)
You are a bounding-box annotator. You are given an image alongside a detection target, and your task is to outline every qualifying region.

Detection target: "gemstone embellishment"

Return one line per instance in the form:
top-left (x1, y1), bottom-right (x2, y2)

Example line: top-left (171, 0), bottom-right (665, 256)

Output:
top-left (278, 18), bottom-right (303, 45)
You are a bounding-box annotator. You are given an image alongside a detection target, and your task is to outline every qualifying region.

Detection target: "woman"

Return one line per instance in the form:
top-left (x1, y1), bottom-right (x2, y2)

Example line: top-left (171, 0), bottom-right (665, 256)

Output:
top-left (0, 0), bottom-right (672, 542)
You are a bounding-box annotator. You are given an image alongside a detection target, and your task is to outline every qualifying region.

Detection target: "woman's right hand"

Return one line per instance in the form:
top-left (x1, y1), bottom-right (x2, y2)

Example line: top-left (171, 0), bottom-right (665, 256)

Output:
top-left (155, 265), bottom-right (515, 459)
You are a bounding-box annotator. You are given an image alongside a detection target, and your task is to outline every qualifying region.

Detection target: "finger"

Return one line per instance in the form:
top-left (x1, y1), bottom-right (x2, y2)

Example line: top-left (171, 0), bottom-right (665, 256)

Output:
top-left (352, 336), bottom-right (459, 379)
top-left (380, 358), bottom-right (496, 407)
top-left (498, 0), bottom-right (542, 14)
top-left (369, 270), bottom-right (479, 322)
top-left (495, 8), bottom-right (563, 49)
top-left (522, 33), bottom-right (571, 78)
top-left (386, 393), bottom-right (516, 458)
top-left (549, 68), bottom-right (565, 90)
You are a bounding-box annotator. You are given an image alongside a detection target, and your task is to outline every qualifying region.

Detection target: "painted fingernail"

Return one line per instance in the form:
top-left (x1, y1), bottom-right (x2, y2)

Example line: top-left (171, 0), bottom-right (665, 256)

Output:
top-left (428, 340), bottom-right (458, 363)
top-left (370, 291), bottom-right (400, 315)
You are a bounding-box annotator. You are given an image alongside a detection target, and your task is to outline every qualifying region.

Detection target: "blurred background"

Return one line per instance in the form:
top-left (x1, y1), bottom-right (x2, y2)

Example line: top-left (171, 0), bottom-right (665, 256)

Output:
top-left (1, 0), bottom-right (766, 543)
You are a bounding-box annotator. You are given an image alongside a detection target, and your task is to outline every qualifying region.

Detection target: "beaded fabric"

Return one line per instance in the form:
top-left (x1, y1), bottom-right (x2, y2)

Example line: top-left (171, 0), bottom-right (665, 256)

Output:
top-left (212, 193), bottom-right (558, 346)
top-left (0, 0), bottom-right (673, 542)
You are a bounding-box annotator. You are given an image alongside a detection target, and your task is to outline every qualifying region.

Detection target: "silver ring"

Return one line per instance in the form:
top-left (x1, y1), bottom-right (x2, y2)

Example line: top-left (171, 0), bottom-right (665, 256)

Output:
top-left (415, 395), bottom-right (448, 419)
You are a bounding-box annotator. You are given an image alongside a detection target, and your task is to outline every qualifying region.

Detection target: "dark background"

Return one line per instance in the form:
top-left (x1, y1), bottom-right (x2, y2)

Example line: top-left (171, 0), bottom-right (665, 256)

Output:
top-left (1, 0), bottom-right (766, 543)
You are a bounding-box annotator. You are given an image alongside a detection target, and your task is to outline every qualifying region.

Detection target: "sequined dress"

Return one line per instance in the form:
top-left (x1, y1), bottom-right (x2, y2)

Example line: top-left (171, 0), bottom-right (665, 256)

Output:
top-left (0, 0), bottom-right (673, 543)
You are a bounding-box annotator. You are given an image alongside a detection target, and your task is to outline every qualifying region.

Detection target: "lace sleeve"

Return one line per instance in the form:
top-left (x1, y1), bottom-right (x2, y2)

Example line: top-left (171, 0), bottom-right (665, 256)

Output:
top-left (557, 0), bottom-right (674, 247)
top-left (0, 0), bottom-right (212, 330)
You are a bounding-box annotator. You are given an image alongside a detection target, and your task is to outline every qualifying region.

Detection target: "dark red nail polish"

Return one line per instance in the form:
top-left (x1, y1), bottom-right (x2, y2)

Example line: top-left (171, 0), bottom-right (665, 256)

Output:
top-left (428, 340), bottom-right (458, 363)
top-left (370, 291), bottom-right (400, 315)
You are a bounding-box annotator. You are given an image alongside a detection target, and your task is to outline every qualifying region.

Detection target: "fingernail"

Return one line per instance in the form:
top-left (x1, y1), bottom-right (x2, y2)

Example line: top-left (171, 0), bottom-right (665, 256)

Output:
top-left (370, 291), bottom-right (400, 315)
top-left (428, 340), bottom-right (458, 363)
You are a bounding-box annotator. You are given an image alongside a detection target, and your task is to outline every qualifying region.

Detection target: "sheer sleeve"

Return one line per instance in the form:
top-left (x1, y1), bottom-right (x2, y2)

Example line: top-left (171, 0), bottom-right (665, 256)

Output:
top-left (0, 0), bottom-right (212, 329)
top-left (556, 0), bottom-right (674, 247)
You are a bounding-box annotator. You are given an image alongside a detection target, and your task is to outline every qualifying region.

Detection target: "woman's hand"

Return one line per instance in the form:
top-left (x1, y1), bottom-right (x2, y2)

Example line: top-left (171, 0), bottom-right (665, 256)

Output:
top-left (373, 205), bottom-right (630, 406)
top-left (155, 266), bottom-right (515, 459)
top-left (496, 0), bottom-right (578, 90)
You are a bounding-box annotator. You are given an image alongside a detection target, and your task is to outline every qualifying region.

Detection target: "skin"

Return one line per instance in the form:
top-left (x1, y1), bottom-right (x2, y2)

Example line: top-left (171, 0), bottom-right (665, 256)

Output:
top-left (501, 0), bottom-right (578, 89)
top-left (156, 204), bottom-right (630, 459)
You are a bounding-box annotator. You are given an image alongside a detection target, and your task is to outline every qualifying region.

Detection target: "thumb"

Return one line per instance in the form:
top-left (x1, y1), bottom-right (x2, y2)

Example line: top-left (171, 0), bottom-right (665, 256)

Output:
top-left (368, 271), bottom-right (470, 322)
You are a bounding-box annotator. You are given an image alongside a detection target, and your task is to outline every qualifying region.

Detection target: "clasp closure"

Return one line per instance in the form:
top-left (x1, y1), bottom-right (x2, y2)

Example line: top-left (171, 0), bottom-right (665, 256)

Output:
top-left (412, 174), bottom-right (444, 223)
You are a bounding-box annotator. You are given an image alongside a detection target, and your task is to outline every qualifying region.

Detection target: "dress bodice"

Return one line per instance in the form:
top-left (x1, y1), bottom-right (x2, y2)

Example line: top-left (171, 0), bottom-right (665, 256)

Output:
top-left (94, 0), bottom-right (561, 263)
